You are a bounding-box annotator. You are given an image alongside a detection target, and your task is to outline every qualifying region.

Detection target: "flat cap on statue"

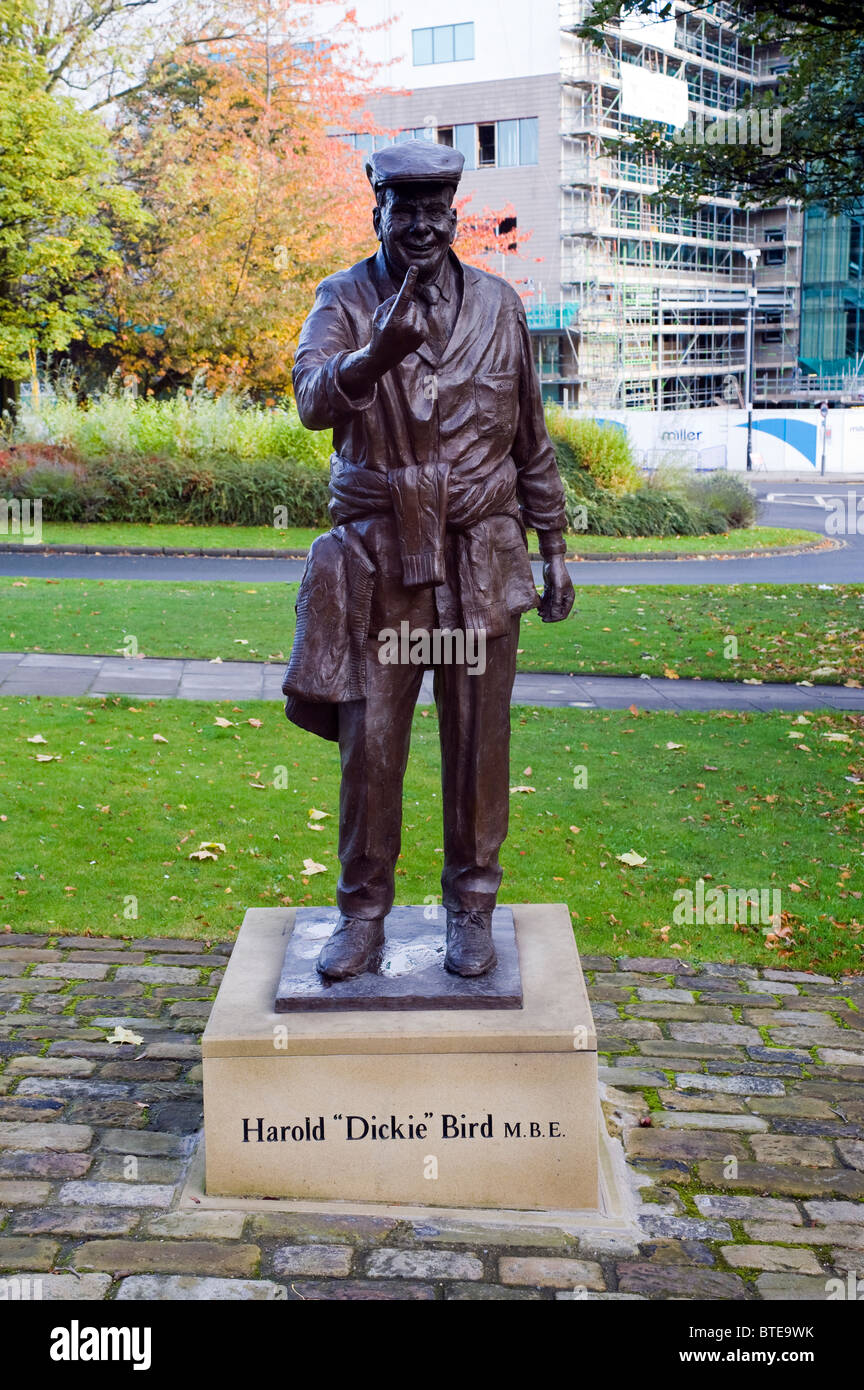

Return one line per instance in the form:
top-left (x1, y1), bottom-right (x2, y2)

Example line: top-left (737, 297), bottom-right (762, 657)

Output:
top-left (365, 140), bottom-right (465, 191)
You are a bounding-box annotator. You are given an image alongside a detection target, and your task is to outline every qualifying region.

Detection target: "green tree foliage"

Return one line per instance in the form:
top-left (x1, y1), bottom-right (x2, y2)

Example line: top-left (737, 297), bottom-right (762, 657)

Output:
top-left (0, 15), bottom-right (146, 407)
top-left (579, 1), bottom-right (864, 213)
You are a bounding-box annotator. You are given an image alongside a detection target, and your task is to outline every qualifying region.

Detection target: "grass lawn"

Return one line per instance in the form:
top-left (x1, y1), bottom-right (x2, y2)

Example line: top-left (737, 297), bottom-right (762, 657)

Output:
top-left (2, 577), bottom-right (862, 684)
top-left (524, 583), bottom-right (864, 683)
top-left (2, 522), bottom-right (319, 551)
top-left (0, 520), bottom-right (818, 556)
top-left (1, 698), bottom-right (861, 972)
top-left (568, 526), bottom-right (817, 554)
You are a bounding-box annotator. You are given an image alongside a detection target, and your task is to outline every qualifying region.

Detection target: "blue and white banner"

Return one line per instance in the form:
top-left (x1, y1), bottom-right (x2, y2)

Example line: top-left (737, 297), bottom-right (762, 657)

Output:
top-left (575, 408), bottom-right (864, 474)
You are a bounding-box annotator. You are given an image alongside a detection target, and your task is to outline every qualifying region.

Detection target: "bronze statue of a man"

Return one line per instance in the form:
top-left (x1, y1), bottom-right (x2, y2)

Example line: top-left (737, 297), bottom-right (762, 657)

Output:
top-left (283, 139), bottom-right (574, 983)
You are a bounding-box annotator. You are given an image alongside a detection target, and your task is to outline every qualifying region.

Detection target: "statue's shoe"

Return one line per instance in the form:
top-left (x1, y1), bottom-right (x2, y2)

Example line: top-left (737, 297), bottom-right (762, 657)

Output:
top-left (316, 916), bottom-right (385, 981)
top-left (444, 909), bottom-right (497, 977)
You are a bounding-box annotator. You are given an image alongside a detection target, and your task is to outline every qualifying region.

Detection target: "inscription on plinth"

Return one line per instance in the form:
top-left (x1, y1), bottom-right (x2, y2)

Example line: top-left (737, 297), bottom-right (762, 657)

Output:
top-left (203, 905), bottom-right (599, 1211)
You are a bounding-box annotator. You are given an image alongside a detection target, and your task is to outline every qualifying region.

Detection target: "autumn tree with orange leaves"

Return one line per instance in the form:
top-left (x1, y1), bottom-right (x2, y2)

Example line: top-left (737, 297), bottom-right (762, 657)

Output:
top-left (109, 2), bottom-right (383, 393)
top-left (454, 199), bottom-right (536, 290)
top-left (108, 1), bottom-right (537, 395)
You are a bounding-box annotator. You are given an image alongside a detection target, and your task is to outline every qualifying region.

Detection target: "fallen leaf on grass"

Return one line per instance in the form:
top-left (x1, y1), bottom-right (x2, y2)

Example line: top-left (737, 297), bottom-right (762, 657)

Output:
top-left (302, 858), bottom-right (327, 876)
top-left (26, 735), bottom-right (47, 744)
top-left (248, 719), bottom-right (263, 728)
top-left (153, 733), bottom-right (168, 743)
top-left (665, 742), bottom-right (683, 750)
top-left (213, 717), bottom-right (235, 728)
top-left (308, 808), bottom-right (329, 821)
top-left (189, 840), bottom-right (226, 861)
top-left (509, 785), bottom-right (536, 794)
top-left (617, 850), bottom-right (647, 867)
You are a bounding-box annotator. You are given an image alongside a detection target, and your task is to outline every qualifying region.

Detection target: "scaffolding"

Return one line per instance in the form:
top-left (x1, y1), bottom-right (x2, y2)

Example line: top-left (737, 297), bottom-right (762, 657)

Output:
top-left (557, 0), bottom-right (802, 410)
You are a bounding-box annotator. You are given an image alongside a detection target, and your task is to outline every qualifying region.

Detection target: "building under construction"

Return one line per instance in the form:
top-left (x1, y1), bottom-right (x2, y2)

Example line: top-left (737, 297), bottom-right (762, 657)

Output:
top-left (345, 1), bottom-right (862, 409)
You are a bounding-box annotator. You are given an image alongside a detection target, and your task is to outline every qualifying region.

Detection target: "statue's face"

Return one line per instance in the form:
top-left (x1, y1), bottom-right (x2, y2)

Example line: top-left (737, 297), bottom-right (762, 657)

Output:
top-left (373, 183), bottom-right (457, 282)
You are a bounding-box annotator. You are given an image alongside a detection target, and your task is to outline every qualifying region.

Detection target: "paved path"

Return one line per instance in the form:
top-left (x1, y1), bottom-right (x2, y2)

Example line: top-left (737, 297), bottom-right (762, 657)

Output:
top-left (2, 478), bottom-right (862, 585)
top-left (2, 651), bottom-right (863, 710)
top-left (1, 931), bottom-right (862, 1301)
top-left (0, 537), bottom-right (858, 586)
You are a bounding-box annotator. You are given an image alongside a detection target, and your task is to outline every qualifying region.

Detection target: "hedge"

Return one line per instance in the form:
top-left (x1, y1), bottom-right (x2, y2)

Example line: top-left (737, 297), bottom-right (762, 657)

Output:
top-left (0, 448), bottom-right (331, 528)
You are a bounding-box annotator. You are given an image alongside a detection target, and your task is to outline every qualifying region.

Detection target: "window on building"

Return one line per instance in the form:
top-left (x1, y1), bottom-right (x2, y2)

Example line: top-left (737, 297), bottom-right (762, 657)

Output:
top-left (849, 218), bottom-right (863, 280)
top-left (413, 22), bottom-right (474, 66)
top-left (454, 22), bottom-right (474, 60)
top-left (761, 330), bottom-right (783, 343)
top-left (412, 28), bottom-right (433, 64)
top-left (498, 215), bottom-right (518, 249)
top-left (454, 123), bottom-right (475, 170)
top-left (478, 123), bottom-right (496, 167)
top-left (519, 116), bottom-right (539, 164)
top-left (764, 229), bottom-right (785, 243)
top-left (497, 119), bottom-right (519, 167)
top-left (764, 247), bottom-right (787, 265)
top-left (434, 26), bottom-right (454, 63)
top-left (348, 117), bottom-right (538, 171)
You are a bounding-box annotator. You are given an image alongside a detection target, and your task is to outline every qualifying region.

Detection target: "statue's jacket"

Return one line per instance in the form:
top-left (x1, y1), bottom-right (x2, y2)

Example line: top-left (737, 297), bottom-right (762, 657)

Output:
top-left (283, 248), bottom-right (567, 740)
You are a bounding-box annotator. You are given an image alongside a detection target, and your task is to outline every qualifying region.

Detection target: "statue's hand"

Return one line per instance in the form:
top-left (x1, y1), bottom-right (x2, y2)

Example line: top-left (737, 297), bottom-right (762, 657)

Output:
top-left (368, 265), bottom-right (428, 372)
top-left (537, 554), bottom-right (575, 623)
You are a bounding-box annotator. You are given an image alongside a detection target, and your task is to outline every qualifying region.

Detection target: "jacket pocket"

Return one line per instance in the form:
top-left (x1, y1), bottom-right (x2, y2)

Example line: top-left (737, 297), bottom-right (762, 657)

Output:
top-left (474, 372), bottom-right (519, 439)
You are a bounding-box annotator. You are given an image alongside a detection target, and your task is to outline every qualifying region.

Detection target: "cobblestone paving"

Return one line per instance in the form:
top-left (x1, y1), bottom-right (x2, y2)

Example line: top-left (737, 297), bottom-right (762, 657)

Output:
top-left (1, 934), bottom-right (863, 1301)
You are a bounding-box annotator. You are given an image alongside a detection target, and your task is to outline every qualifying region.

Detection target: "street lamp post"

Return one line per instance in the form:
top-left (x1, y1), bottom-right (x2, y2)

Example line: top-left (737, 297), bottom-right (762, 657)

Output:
top-left (743, 247), bottom-right (761, 471)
